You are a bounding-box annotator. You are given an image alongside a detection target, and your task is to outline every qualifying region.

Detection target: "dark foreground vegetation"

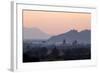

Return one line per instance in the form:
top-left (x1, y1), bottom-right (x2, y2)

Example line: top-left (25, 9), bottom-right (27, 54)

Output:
top-left (23, 40), bottom-right (91, 63)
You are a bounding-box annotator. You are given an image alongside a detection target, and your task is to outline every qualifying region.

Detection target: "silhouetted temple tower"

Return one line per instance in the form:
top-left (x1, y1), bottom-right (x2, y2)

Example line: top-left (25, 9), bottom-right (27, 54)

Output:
top-left (63, 39), bottom-right (66, 45)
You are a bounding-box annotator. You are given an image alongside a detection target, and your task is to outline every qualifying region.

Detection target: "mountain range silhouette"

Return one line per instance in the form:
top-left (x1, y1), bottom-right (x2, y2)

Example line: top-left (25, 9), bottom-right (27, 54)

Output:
top-left (23, 27), bottom-right (90, 44)
top-left (23, 27), bottom-right (51, 40)
top-left (48, 30), bottom-right (91, 44)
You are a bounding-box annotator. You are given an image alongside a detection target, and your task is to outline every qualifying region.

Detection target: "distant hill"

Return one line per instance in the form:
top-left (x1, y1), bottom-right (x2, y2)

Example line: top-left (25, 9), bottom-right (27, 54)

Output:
top-left (23, 27), bottom-right (51, 40)
top-left (48, 30), bottom-right (91, 44)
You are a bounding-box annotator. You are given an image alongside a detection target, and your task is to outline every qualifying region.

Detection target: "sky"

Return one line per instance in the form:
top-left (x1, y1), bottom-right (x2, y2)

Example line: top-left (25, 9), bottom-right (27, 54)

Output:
top-left (23, 10), bottom-right (91, 36)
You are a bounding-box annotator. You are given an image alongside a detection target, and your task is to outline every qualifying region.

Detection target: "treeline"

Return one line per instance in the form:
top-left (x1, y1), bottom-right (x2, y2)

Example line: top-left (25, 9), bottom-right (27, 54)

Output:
top-left (23, 40), bottom-right (91, 62)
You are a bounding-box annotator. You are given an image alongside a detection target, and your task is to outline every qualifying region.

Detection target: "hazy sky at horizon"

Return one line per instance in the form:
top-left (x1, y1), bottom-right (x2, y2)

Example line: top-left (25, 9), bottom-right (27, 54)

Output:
top-left (23, 10), bottom-right (91, 36)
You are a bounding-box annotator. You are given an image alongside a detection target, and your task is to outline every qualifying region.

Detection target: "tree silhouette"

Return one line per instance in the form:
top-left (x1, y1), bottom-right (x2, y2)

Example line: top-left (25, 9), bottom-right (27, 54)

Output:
top-left (72, 40), bottom-right (78, 46)
top-left (63, 39), bottom-right (66, 45)
top-left (39, 47), bottom-right (48, 60)
top-left (49, 47), bottom-right (60, 60)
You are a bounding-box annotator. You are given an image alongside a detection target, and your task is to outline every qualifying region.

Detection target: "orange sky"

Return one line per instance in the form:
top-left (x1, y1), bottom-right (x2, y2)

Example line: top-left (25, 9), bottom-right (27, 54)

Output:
top-left (23, 10), bottom-right (91, 36)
